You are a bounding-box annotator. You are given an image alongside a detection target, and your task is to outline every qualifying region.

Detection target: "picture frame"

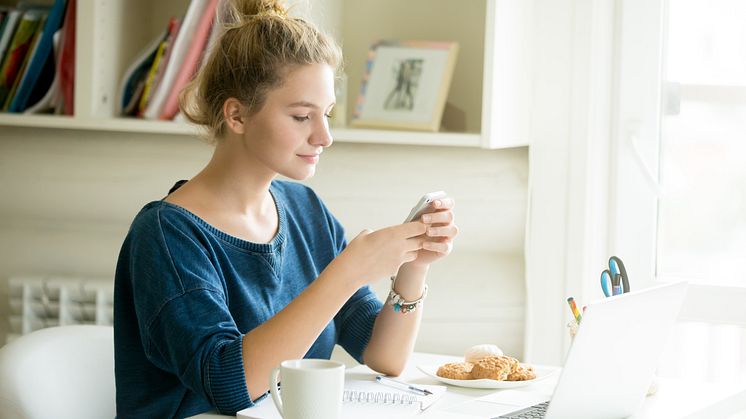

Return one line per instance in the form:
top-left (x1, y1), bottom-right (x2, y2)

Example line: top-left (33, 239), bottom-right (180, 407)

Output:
top-left (351, 40), bottom-right (459, 132)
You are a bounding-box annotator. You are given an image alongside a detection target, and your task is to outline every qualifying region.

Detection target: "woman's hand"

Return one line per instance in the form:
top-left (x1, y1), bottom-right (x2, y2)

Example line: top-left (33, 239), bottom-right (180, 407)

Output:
top-left (408, 197), bottom-right (458, 267)
top-left (335, 222), bottom-right (428, 285)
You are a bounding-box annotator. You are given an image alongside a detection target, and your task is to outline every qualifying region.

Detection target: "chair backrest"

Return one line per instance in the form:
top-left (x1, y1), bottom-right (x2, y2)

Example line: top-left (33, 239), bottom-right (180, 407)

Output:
top-left (0, 325), bottom-right (115, 419)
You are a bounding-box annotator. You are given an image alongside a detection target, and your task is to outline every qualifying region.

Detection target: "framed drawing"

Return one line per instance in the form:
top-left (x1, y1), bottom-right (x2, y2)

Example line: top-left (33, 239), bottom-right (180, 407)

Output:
top-left (351, 40), bottom-right (459, 131)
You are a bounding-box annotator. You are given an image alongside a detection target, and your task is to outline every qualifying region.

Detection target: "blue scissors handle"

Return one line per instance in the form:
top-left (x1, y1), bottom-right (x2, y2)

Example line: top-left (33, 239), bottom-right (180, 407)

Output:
top-left (600, 270), bottom-right (612, 297)
top-left (608, 256), bottom-right (630, 293)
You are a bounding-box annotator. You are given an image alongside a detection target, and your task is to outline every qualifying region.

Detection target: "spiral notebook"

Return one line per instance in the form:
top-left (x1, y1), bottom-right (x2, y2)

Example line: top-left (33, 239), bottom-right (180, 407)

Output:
top-left (237, 372), bottom-right (447, 419)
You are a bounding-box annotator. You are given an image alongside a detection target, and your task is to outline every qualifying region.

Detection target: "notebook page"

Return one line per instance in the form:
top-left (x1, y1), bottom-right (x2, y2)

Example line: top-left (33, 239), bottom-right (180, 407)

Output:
top-left (237, 373), bottom-right (447, 419)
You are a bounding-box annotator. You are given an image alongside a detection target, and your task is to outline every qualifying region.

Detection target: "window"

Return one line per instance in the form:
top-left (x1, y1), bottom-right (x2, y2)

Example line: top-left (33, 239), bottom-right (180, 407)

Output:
top-left (615, 0), bottom-right (746, 385)
top-left (658, 0), bottom-right (746, 286)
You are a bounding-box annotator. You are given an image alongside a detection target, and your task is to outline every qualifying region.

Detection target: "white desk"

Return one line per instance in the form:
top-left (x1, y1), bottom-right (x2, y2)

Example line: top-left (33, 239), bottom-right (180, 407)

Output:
top-left (191, 352), bottom-right (746, 419)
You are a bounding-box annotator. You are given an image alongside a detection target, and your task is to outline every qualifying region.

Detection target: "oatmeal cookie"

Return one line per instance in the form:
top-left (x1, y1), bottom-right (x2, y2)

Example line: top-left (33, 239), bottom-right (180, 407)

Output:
top-left (470, 355), bottom-right (519, 381)
top-left (436, 362), bottom-right (474, 380)
top-left (507, 363), bottom-right (536, 381)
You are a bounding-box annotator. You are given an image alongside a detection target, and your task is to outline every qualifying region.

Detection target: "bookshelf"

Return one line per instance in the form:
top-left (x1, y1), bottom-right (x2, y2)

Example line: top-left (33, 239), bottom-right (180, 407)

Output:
top-left (0, 0), bottom-right (532, 149)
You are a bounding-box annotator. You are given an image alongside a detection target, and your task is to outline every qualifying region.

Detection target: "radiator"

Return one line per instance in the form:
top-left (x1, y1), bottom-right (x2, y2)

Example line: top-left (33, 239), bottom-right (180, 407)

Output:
top-left (7, 276), bottom-right (113, 343)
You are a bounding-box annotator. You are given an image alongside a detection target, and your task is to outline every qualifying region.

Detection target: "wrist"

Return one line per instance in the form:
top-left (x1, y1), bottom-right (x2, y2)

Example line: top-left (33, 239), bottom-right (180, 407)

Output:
top-left (386, 275), bottom-right (428, 314)
top-left (398, 262), bottom-right (429, 281)
top-left (322, 254), bottom-right (368, 292)
top-left (390, 263), bottom-right (429, 301)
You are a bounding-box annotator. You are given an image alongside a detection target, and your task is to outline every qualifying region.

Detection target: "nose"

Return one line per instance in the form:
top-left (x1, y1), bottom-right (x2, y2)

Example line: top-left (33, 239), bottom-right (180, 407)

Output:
top-left (310, 115), bottom-right (333, 148)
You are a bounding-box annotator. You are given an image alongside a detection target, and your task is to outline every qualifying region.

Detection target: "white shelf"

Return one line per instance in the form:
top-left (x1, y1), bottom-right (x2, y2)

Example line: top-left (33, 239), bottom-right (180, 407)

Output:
top-left (331, 128), bottom-right (480, 147)
top-left (0, 0), bottom-right (532, 150)
top-left (0, 114), bottom-right (194, 135)
top-left (0, 114), bottom-right (488, 147)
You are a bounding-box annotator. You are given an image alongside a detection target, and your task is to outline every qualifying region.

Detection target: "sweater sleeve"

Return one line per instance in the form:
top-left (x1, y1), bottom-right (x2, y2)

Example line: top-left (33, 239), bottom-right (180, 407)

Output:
top-left (334, 286), bottom-right (383, 364)
top-left (129, 210), bottom-right (254, 414)
top-left (314, 189), bottom-right (384, 363)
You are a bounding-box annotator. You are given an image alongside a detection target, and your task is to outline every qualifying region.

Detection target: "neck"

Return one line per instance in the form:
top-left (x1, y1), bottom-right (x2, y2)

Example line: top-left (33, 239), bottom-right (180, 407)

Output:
top-left (192, 139), bottom-right (276, 217)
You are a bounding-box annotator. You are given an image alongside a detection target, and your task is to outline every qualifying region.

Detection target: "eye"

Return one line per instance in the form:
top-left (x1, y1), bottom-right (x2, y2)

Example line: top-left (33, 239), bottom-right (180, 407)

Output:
top-left (292, 115), bottom-right (310, 122)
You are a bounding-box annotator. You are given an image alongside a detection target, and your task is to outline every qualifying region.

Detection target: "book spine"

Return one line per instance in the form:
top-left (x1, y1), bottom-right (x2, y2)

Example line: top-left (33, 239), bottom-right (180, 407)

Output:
top-left (158, 0), bottom-right (219, 120)
top-left (56, 0), bottom-right (75, 115)
top-left (142, 0), bottom-right (207, 119)
top-left (8, 0), bottom-right (67, 112)
top-left (0, 10), bottom-right (42, 106)
top-left (136, 39), bottom-right (168, 116)
top-left (3, 13), bottom-right (46, 110)
top-left (0, 10), bottom-right (22, 61)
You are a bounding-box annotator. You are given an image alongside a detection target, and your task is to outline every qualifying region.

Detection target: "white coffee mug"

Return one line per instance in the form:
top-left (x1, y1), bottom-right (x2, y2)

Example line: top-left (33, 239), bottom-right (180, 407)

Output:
top-left (269, 359), bottom-right (345, 419)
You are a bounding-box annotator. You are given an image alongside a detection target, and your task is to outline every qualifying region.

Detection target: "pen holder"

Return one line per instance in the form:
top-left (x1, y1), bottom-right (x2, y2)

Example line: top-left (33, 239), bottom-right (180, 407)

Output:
top-left (566, 321), bottom-right (579, 341)
top-left (565, 321), bottom-right (658, 396)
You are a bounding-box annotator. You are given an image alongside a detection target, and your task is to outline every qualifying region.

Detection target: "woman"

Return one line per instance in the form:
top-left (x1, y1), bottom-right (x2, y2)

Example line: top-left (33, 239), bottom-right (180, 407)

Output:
top-left (113, 0), bottom-right (458, 417)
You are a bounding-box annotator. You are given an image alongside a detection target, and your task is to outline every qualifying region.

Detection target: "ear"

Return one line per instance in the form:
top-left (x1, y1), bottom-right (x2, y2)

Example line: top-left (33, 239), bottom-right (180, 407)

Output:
top-left (223, 98), bottom-right (246, 135)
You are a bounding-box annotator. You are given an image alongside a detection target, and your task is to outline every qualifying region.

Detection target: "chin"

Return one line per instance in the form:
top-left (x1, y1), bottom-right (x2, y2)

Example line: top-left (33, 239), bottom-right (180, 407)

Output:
top-left (283, 168), bottom-right (316, 181)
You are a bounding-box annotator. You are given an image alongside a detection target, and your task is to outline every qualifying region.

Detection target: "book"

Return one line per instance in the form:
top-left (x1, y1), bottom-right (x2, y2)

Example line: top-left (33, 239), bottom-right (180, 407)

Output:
top-left (4, 12), bottom-right (47, 110)
top-left (136, 37), bottom-right (168, 115)
top-left (136, 17), bottom-right (178, 115)
top-left (56, 0), bottom-right (74, 115)
top-left (237, 373), bottom-right (447, 419)
top-left (22, 27), bottom-right (57, 111)
top-left (115, 28), bottom-right (167, 116)
top-left (158, 0), bottom-right (218, 120)
top-left (196, 10), bottom-right (222, 73)
top-left (23, 27), bottom-right (61, 114)
top-left (0, 8), bottom-right (44, 106)
top-left (142, 0), bottom-right (209, 119)
top-left (8, 0), bottom-right (67, 112)
top-left (0, 10), bottom-right (22, 72)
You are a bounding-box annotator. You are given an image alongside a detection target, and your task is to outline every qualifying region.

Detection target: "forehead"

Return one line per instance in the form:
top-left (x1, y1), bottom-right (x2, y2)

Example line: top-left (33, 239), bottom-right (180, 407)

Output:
top-left (268, 64), bottom-right (336, 106)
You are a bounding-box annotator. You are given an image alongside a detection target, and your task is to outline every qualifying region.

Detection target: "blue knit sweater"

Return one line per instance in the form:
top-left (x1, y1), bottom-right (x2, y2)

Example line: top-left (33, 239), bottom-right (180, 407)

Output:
top-left (113, 180), bottom-right (382, 418)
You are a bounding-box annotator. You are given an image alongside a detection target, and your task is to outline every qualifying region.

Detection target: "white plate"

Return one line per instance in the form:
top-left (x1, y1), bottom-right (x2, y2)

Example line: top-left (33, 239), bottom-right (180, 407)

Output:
top-left (417, 364), bottom-right (558, 389)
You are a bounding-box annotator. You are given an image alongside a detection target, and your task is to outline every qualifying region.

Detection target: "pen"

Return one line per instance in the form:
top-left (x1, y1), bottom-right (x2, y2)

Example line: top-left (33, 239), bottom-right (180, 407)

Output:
top-left (567, 297), bottom-right (582, 324)
top-left (376, 375), bottom-right (433, 396)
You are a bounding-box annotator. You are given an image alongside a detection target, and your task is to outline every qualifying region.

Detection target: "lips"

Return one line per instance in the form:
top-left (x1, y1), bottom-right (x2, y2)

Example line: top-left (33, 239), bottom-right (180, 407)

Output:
top-left (297, 154), bottom-right (320, 164)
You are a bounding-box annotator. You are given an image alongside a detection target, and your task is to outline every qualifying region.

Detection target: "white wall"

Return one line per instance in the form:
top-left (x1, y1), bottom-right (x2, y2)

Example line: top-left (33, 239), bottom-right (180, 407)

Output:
top-left (0, 127), bottom-right (528, 359)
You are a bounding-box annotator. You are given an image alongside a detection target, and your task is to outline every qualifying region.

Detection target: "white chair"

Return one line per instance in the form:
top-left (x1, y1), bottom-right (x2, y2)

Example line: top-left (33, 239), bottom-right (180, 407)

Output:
top-left (0, 325), bottom-right (115, 419)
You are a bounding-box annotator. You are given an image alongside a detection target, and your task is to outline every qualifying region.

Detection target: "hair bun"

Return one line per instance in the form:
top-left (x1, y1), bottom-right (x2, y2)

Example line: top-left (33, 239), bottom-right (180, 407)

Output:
top-left (223, 0), bottom-right (288, 26)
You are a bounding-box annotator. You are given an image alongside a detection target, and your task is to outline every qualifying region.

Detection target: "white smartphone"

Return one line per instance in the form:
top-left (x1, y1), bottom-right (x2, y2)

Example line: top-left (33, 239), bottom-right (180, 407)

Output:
top-left (403, 191), bottom-right (447, 223)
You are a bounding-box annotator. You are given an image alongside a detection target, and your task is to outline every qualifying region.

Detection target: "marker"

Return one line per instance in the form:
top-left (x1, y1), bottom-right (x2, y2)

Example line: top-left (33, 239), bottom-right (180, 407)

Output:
top-left (376, 375), bottom-right (432, 396)
top-left (567, 297), bottom-right (582, 324)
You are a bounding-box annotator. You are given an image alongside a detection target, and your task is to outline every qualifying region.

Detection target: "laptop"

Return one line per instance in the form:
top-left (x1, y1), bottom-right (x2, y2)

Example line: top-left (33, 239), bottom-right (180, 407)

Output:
top-left (493, 281), bottom-right (688, 419)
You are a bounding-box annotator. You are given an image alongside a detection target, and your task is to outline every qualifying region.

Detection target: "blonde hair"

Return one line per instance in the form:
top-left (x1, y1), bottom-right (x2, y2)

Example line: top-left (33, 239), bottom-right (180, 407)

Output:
top-left (180, 0), bottom-right (342, 140)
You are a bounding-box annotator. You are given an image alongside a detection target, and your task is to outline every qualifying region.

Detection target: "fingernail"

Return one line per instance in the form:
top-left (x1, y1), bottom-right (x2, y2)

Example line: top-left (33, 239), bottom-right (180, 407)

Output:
top-left (422, 215), bottom-right (431, 223)
top-left (434, 200), bottom-right (441, 207)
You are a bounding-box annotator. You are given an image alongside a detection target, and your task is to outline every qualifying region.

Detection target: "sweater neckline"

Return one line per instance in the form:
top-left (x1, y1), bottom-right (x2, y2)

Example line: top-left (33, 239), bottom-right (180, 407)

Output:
top-left (157, 187), bottom-right (286, 254)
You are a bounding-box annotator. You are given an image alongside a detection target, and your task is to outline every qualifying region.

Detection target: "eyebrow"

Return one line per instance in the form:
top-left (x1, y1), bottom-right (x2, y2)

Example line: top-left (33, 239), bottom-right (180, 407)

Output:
top-left (287, 101), bottom-right (335, 109)
top-left (288, 101), bottom-right (319, 109)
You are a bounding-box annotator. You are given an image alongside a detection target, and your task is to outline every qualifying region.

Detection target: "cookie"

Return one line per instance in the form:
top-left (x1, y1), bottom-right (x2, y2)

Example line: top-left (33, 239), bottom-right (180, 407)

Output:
top-left (470, 355), bottom-right (519, 381)
top-left (507, 363), bottom-right (536, 381)
top-left (436, 362), bottom-right (474, 380)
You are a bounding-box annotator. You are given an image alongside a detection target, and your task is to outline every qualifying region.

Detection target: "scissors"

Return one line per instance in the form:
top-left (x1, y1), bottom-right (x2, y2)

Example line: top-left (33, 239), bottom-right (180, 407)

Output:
top-left (599, 256), bottom-right (630, 297)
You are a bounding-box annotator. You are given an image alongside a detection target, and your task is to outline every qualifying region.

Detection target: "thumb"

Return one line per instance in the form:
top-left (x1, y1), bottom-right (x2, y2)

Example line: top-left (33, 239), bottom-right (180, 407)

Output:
top-left (354, 228), bottom-right (374, 238)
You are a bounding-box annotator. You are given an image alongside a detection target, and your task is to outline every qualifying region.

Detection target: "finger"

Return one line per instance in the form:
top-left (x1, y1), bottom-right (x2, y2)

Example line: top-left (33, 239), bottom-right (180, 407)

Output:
top-left (405, 237), bottom-right (426, 251)
top-left (354, 228), bottom-right (373, 238)
top-left (431, 197), bottom-right (455, 210)
top-left (421, 210), bottom-right (454, 225)
top-left (422, 240), bottom-right (453, 254)
top-left (403, 250), bottom-right (419, 263)
top-left (399, 221), bottom-right (428, 237)
top-left (426, 224), bottom-right (459, 238)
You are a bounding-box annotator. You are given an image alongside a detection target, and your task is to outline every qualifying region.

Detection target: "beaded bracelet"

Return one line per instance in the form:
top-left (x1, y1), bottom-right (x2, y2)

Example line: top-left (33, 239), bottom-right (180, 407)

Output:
top-left (386, 276), bottom-right (428, 314)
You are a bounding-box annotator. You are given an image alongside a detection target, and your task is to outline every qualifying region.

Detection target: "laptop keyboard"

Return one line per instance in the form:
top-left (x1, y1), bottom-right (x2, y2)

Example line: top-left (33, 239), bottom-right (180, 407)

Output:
top-left (493, 401), bottom-right (550, 418)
